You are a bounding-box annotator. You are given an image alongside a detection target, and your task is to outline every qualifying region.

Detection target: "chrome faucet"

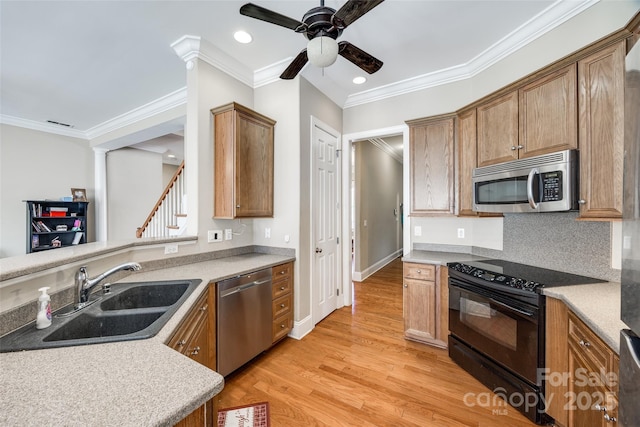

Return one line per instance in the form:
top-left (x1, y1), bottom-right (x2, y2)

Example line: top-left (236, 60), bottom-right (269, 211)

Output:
top-left (74, 262), bottom-right (142, 309)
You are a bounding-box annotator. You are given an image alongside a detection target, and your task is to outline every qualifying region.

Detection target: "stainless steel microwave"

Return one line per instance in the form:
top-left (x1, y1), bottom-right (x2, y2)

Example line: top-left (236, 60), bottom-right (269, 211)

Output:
top-left (472, 149), bottom-right (578, 213)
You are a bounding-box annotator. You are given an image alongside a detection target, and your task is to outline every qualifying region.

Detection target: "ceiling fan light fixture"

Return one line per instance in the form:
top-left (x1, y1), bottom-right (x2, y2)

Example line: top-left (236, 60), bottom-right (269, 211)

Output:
top-left (233, 30), bottom-right (253, 44)
top-left (307, 36), bottom-right (338, 68)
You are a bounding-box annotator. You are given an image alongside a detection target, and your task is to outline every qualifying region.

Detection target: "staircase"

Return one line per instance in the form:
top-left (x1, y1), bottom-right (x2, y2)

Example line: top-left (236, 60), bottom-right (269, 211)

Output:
top-left (136, 161), bottom-right (187, 238)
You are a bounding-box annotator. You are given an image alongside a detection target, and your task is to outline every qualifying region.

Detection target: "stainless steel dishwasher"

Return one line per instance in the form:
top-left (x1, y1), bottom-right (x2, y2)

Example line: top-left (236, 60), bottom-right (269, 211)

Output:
top-left (216, 268), bottom-right (272, 376)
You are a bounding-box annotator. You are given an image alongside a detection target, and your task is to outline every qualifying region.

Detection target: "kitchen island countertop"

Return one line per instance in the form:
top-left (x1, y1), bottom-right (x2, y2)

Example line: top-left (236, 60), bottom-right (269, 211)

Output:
top-left (0, 252), bottom-right (294, 426)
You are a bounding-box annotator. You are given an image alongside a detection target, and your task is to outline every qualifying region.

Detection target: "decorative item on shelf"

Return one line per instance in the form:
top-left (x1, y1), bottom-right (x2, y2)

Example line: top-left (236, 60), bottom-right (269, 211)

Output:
top-left (71, 188), bottom-right (87, 202)
top-left (32, 235), bottom-right (39, 248)
top-left (51, 236), bottom-right (61, 248)
top-left (55, 225), bottom-right (68, 231)
top-left (71, 219), bottom-right (82, 231)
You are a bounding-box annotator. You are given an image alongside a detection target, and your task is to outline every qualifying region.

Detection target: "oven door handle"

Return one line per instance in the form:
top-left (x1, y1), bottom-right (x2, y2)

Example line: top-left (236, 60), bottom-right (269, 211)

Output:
top-left (489, 297), bottom-right (535, 318)
top-left (527, 168), bottom-right (540, 210)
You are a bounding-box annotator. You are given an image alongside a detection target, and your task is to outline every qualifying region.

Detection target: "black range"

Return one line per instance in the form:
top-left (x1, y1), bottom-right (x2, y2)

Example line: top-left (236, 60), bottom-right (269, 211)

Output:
top-left (446, 258), bottom-right (604, 425)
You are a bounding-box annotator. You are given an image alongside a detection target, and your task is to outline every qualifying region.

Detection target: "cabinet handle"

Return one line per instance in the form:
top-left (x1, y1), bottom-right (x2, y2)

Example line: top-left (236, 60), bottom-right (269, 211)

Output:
top-left (595, 404), bottom-right (606, 412)
top-left (604, 414), bottom-right (617, 423)
top-left (517, 145), bottom-right (524, 150)
top-left (417, 269), bottom-right (421, 273)
top-left (280, 271), bottom-right (286, 275)
top-left (511, 146), bottom-right (517, 151)
top-left (190, 346), bottom-right (200, 356)
top-left (200, 304), bottom-right (207, 312)
top-left (280, 286), bottom-right (285, 290)
top-left (280, 303), bottom-right (285, 308)
top-left (579, 339), bottom-right (591, 348)
top-left (280, 324), bottom-right (286, 329)
top-left (178, 339), bottom-right (186, 347)
top-left (236, 204), bottom-right (241, 208)
top-left (578, 199), bottom-right (586, 205)
top-left (404, 284), bottom-right (408, 288)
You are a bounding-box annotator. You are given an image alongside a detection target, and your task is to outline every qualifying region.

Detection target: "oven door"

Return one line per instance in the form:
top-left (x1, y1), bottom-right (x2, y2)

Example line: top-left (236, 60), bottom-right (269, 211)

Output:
top-left (449, 278), bottom-right (541, 384)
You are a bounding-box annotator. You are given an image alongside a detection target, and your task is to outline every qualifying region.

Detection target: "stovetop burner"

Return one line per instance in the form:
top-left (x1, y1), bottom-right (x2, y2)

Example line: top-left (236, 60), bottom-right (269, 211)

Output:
top-left (447, 259), bottom-right (604, 293)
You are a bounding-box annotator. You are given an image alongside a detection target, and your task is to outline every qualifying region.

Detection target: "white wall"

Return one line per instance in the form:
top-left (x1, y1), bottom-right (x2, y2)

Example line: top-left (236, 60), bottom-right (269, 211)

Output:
top-left (0, 124), bottom-right (95, 258)
top-left (162, 163), bottom-right (179, 187)
top-left (106, 147), bottom-right (163, 241)
top-left (183, 58), bottom-right (254, 251)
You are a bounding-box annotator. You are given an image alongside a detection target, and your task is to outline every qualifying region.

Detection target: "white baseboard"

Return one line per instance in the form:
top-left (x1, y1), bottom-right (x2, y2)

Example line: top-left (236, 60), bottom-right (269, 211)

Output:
top-left (352, 249), bottom-right (402, 282)
top-left (289, 314), bottom-right (313, 340)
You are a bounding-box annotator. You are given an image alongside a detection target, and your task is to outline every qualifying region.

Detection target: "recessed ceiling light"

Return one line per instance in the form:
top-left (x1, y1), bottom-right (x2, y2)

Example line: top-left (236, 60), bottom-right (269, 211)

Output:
top-left (167, 154), bottom-right (176, 159)
top-left (353, 76), bottom-right (367, 85)
top-left (234, 30), bottom-right (252, 44)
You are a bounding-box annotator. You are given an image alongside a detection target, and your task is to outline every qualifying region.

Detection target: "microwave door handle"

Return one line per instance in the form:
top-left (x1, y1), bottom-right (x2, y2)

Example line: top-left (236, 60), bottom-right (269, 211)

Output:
top-left (527, 168), bottom-right (540, 210)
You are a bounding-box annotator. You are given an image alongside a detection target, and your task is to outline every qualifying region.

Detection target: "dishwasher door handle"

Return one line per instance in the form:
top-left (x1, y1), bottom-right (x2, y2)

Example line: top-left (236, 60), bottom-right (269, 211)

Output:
top-left (220, 279), bottom-right (271, 298)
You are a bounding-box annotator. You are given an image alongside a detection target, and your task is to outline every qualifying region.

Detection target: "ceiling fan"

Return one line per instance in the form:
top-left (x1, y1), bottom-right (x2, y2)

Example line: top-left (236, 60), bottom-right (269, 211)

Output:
top-left (239, 0), bottom-right (385, 79)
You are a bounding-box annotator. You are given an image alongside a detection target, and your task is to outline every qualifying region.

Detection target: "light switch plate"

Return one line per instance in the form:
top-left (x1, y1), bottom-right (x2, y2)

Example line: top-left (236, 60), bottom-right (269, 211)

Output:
top-left (224, 229), bottom-right (233, 240)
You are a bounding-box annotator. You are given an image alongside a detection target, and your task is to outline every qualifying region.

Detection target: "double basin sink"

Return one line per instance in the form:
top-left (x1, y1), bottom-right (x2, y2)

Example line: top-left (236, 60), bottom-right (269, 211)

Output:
top-left (0, 279), bottom-right (201, 353)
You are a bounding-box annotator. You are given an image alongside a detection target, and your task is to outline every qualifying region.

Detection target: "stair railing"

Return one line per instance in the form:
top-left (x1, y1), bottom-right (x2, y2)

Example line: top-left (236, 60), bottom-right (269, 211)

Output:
top-left (136, 161), bottom-right (185, 238)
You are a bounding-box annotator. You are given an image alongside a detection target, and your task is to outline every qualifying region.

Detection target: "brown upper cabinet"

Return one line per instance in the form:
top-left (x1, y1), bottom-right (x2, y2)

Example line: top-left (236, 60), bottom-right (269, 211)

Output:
top-left (456, 109), bottom-right (477, 216)
top-left (477, 91), bottom-right (519, 167)
top-left (477, 64), bottom-right (577, 168)
top-left (577, 41), bottom-right (625, 220)
top-left (212, 102), bottom-right (276, 219)
top-left (407, 115), bottom-right (455, 216)
top-left (519, 64), bottom-right (578, 158)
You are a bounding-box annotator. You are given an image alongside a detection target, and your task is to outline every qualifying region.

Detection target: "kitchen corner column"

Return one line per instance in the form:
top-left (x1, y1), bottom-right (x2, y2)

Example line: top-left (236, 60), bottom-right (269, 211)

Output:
top-left (93, 147), bottom-right (108, 242)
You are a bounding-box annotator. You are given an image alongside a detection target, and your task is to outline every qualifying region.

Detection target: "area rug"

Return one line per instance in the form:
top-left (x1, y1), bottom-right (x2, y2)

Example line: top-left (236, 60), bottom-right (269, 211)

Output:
top-left (217, 401), bottom-right (270, 427)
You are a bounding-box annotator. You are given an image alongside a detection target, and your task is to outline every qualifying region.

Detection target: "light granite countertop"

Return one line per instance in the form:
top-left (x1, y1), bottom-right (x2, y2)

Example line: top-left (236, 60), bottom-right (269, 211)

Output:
top-left (402, 250), bottom-right (625, 354)
top-left (0, 252), bottom-right (294, 426)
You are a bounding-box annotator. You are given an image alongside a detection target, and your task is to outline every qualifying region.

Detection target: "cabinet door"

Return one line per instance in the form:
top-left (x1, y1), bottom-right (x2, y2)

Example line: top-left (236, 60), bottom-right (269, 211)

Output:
top-left (457, 109), bottom-right (477, 216)
top-left (578, 41), bottom-right (625, 219)
top-left (235, 111), bottom-right (274, 218)
top-left (519, 64), bottom-right (578, 158)
top-left (477, 91), bottom-right (519, 166)
top-left (409, 116), bottom-right (455, 215)
top-left (403, 277), bottom-right (437, 343)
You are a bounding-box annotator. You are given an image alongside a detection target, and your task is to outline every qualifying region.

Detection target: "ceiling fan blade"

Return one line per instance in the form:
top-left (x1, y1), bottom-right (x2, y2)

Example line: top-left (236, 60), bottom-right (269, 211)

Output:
top-left (280, 49), bottom-right (309, 80)
top-left (240, 3), bottom-right (305, 31)
top-left (338, 41), bottom-right (383, 74)
top-left (332, 0), bottom-right (385, 29)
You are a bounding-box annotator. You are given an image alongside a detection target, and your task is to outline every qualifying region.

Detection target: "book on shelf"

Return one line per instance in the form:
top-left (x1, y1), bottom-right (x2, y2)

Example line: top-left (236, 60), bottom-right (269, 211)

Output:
top-left (36, 221), bottom-right (51, 232)
top-left (72, 232), bottom-right (83, 245)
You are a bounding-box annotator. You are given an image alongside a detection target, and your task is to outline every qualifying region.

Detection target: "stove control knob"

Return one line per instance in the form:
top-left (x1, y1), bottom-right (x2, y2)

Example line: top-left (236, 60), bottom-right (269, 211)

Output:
top-left (496, 275), bottom-right (506, 282)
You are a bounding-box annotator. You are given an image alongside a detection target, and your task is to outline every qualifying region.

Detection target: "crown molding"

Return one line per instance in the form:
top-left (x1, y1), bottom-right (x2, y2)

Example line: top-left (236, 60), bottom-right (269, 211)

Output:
top-left (343, 0), bottom-right (598, 109)
top-left (254, 57), bottom-right (293, 88)
top-left (0, 114), bottom-right (88, 139)
top-left (85, 87), bottom-right (187, 140)
top-left (171, 35), bottom-right (254, 87)
top-left (368, 137), bottom-right (403, 164)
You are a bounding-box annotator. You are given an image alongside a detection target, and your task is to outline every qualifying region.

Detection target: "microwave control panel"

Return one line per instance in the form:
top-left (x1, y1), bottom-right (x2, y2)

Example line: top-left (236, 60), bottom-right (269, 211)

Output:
top-left (541, 171), bottom-right (563, 201)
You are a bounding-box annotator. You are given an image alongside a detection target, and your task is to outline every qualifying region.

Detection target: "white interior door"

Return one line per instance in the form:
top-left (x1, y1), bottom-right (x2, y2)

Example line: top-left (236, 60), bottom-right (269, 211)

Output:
top-left (312, 120), bottom-right (341, 324)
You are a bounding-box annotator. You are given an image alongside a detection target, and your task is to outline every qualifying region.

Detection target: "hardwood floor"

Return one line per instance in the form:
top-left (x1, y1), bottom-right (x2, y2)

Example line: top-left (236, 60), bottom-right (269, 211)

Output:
top-left (217, 258), bottom-right (537, 426)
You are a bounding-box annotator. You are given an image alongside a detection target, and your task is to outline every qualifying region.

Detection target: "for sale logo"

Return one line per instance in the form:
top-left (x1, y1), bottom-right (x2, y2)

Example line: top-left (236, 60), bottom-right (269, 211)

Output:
top-left (462, 368), bottom-right (618, 415)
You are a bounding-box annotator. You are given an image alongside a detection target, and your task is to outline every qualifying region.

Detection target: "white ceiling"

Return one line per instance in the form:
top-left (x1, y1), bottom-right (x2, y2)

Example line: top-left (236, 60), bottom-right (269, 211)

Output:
top-left (1, 0), bottom-right (600, 141)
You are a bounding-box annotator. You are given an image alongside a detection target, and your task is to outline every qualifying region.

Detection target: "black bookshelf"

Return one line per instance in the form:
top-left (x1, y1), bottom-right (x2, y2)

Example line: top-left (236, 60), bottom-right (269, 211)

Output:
top-left (25, 200), bottom-right (89, 253)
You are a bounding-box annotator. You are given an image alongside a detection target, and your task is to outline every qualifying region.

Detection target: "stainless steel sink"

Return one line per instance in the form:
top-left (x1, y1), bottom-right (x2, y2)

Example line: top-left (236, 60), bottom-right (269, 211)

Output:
top-left (0, 279), bottom-right (201, 352)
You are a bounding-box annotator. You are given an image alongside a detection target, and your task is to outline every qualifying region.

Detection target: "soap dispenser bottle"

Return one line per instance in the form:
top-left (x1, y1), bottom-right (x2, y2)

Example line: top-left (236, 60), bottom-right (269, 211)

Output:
top-left (36, 287), bottom-right (52, 329)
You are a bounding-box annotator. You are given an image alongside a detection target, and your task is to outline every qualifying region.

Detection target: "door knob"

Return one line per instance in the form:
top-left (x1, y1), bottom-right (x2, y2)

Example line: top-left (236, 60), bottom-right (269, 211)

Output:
top-left (315, 248), bottom-right (323, 253)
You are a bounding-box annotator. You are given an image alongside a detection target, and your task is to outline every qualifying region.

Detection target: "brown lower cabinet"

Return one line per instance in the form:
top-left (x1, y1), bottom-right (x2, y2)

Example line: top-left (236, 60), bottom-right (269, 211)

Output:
top-left (546, 298), bottom-right (619, 427)
top-left (272, 262), bottom-right (294, 344)
top-left (402, 262), bottom-right (448, 348)
top-left (168, 285), bottom-right (218, 427)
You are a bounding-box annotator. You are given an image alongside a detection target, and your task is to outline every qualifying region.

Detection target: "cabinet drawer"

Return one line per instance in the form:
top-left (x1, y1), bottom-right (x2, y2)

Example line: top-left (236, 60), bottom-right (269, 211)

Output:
top-left (272, 262), bottom-right (292, 281)
top-left (403, 263), bottom-right (436, 281)
top-left (273, 293), bottom-right (292, 319)
top-left (272, 312), bottom-right (292, 343)
top-left (568, 312), bottom-right (613, 374)
top-left (167, 289), bottom-right (209, 354)
top-left (272, 277), bottom-right (292, 299)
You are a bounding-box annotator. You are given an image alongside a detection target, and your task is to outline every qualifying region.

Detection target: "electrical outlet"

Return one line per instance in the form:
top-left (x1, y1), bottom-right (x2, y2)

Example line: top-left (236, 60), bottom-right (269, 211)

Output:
top-left (414, 226), bottom-right (422, 237)
top-left (224, 229), bottom-right (233, 240)
top-left (208, 230), bottom-right (222, 243)
top-left (457, 228), bottom-right (465, 239)
top-left (265, 227), bottom-right (271, 238)
top-left (164, 244), bottom-right (178, 254)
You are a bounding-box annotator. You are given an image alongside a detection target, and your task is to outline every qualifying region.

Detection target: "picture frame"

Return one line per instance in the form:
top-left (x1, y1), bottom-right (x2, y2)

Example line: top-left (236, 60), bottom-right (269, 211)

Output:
top-left (71, 188), bottom-right (87, 202)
